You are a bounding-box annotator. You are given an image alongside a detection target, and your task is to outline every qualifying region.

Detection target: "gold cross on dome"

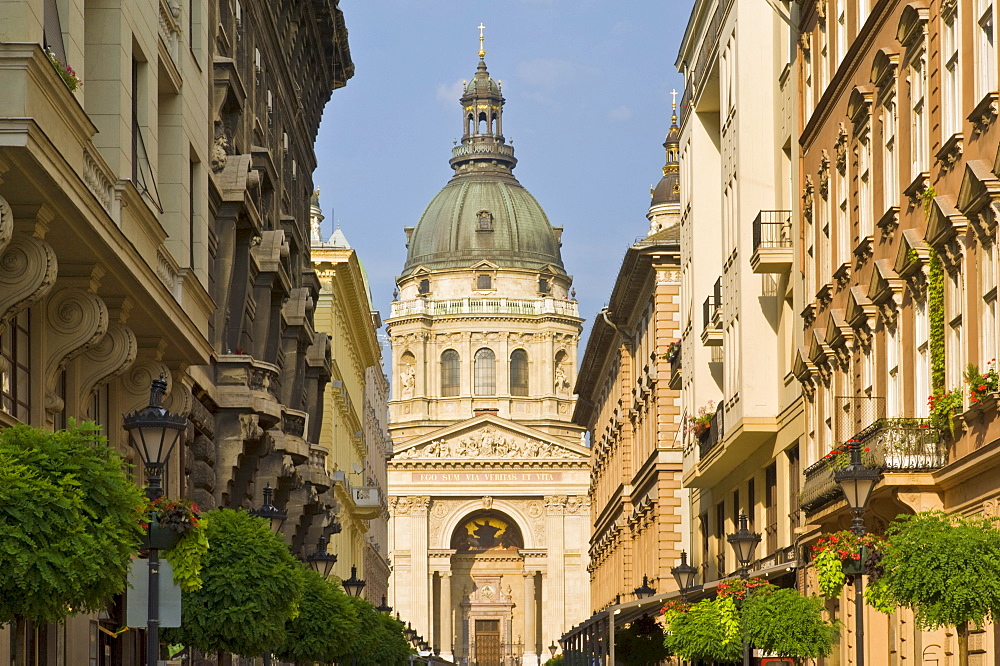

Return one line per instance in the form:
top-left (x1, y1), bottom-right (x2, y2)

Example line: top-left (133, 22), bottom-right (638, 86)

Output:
top-left (478, 23), bottom-right (486, 58)
top-left (671, 89), bottom-right (678, 109)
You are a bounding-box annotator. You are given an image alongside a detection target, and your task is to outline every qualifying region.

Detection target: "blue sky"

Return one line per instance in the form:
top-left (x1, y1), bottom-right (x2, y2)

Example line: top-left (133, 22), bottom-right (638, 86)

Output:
top-left (313, 0), bottom-right (694, 347)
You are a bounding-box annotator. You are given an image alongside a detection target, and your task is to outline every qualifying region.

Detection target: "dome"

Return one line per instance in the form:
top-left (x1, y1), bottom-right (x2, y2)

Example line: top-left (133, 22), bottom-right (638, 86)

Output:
top-left (651, 171), bottom-right (679, 206)
top-left (403, 175), bottom-right (565, 275)
top-left (466, 76), bottom-right (500, 96)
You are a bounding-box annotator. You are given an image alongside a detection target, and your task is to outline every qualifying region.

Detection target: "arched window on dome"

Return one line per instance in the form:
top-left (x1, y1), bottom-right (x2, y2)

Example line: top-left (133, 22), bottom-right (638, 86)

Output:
top-left (474, 348), bottom-right (496, 395)
top-left (441, 349), bottom-right (460, 397)
top-left (510, 349), bottom-right (528, 396)
top-left (466, 114), bottom-right (474, 137)
top-left (478, 111), bottom-right (488, 134)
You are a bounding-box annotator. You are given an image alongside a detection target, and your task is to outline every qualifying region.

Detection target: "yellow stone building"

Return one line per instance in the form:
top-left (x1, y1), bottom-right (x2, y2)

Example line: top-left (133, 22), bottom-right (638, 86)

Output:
top-left (311, 196), bottom-right (392, 605)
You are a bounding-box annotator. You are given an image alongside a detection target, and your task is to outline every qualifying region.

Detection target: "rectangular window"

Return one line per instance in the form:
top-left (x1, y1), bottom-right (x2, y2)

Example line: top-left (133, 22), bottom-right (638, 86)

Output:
top-left (943, 9), bottom-right (962, 137)
top-left (836, 164), bottom-right (849, 266)
top-left (765, 463), bottom-right (778, 553)
top-left (947, 271), bottom-right (965, 390)
top-left (0, 309), bottom-right (31, 422)
top-left (787, 446), bottom-right (801, 530)
top-left (977, 0), bottom-right (997, 99)
top-left (915, 299), bottom-right (930, 416)
top-left (983, 243), bottom-right (998, 365)
top-left (715, 501), bottom-right (726, 578)
top-left (887, 324), bottom-right (900, 417)
top-left (858, 128), bottom-right (873, 239)
top-left (910, 55), bottom-right (928, 177)
top-left (859, 0), bottom-right (870, 26)
top-left (837, 9), bottom-right (848, 68)
top-left (882, 97), bottom-right (897, 208)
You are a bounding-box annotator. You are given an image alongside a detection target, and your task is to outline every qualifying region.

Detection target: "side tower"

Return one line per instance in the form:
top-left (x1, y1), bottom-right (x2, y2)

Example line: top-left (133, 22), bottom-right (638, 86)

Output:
top-left (385, 34), bottom-right (591, 664)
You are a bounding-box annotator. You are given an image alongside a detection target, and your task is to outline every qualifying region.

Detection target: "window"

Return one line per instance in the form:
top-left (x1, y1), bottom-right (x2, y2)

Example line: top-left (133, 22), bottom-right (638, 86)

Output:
top-left (882, 97), bottom-right (897, 208)
top-left (474, 348), bottom-right (496, 395)
top-left (943, 7), bottom-right (962, 137)
top-left (787, 446), bottom-right (800, 530)
top-left (915, 299), bottom-right (930, 416)
top-left (910, 54), bottom-right (928, 177)
top-left (837, 9), bottom-right (848, 68)
top-left (538, 277), bottom-right (550, 294)
top-left (858, 128), bottom-right (873, 238)
top-left (441, 349), bottom-right (460, 397)
top-left (477, 210), bottom-right (494, 231)
top-left (0, 309), bottom-right (31, 422)
top-left (859, 0), bottom-right (870, 27)
top-left (836, 165), bottom-right (850, 266)
top-left (982, 242), bottom-right (998, 365)
top-left (947, 271), bottom-right (965, 390)
top-left (476, 274), bottom-right (492, 290)
top-left (977, 0), bottom-right (997, 99)
top-left (715, 501), bottom-right (726, 578)
top-left (887, 324), bottom-right (901, 417)
top-left (765, 463), bottom-right (778, 553)
top-left (509, 349), bottom-right (528, 396)
top-left (418, 278), bottom-right (430, 295)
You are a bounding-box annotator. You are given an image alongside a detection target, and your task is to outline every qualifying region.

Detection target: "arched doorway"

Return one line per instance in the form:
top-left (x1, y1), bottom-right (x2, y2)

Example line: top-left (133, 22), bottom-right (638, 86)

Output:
top-left (449, 510), bottom-right (528, 666)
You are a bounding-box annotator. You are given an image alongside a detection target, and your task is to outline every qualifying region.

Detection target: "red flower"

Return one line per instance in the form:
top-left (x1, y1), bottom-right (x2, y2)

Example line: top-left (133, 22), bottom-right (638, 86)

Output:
top-left (864, 448), bottom-right (870, 452)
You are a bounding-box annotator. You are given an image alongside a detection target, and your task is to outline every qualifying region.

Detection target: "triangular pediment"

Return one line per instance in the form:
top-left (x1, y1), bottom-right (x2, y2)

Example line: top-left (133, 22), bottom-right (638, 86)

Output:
top-left (957, 160), bottom-right (1000, 215)
top-left (391, 414), bottom-right (590, 462)
top-left (470, 260), bottom-right (499, 270)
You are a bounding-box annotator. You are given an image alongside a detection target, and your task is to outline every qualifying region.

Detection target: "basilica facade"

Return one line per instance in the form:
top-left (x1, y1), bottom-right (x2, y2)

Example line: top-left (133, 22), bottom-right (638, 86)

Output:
top-left (385, 41), bottom-right (590, 665)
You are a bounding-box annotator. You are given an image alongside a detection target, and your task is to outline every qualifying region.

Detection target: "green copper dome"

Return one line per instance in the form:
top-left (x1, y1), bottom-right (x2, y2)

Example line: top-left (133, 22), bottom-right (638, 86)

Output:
top-left (404, 175), bottom-right (565, 274)
top-left (402, 56), bottom-right (565, 276)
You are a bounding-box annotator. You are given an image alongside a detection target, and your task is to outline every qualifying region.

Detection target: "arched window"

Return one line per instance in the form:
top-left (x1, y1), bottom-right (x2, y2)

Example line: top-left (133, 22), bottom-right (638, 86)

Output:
top-left (441, 350), bottom-right (460, 396)
top-left (474, 348), bottom-right (496, 395)
top-left (509, 349), bottom-right (528, 396)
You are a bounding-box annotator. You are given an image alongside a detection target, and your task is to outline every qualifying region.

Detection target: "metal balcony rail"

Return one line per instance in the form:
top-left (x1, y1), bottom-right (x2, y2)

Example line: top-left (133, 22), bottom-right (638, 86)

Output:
top-left (697, 403), bottom-right (725, 459)
top-left (702, 278), bottom-right (722, 331)
top-left (835, 396), bottom-right (886, 444)
top-left (752, 210), bottom-right (793, 252)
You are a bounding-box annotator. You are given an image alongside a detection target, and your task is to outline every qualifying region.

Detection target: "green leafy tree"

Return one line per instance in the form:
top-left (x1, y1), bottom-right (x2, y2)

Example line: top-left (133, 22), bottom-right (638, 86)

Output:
top-left (879, 511), bottom-right (1000, 665)
top-left (543, 656), bottom-right (564, 666)
top-left (665, 597), bottom-right (742, 662)
top-left (163, 509), bottom-right (303, 657)
top-left (741, 588), bottom-right (840, 658)
top-left (615, 613), bottom-right (671, 665)
top-left (0, 422), bottom-right (145, 661)
top-left (337, 596), bottom-right (413, 665)
top-left (273, 568), bottom-right (357, 664)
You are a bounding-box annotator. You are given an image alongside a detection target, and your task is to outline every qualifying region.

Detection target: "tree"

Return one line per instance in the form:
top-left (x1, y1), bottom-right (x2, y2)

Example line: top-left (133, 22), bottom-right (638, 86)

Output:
top-left (0, 422), bottom-right (145, 663)
top-left (666, 597), bottom-right (742, 663)
top-left (878, 511), bottom-right (1000, 666)
top-left (741, 588), bottom-right (840, 658)
top-left (337, 596), bottom-right (413, 665)
top-left (273, 568), bottom-right (357, 664)
top-left (614, 613), bottom-right (671, 665)
top-left (163, 508), bottom-right (303, 657)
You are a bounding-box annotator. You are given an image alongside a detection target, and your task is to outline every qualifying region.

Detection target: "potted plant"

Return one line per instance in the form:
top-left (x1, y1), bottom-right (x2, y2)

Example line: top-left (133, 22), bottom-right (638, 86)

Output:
top-left (44, 48), bottom-right (82, 92)
top-left (142, 497), bottom-right (209, 591)
top-left (685, 401), bottom-right (715, 440)
top-left (965, 360), bottom-right (999, 404)
top-left (811, 530), bottom-right (884, 598)
top-left (928, 389), bottom-right (963, 437)
top-left (664, 341), bottom-right (681, 363)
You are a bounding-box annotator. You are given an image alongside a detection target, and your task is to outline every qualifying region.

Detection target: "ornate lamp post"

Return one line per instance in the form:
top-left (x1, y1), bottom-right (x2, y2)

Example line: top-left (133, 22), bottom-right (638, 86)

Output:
top-left (633, 575), bottom-right (656, 600)
top-left (251, 482), bottom-right (287, 534)
top-left (306, 534), bottom-right (338, 579)
top-left (342, 565), bottom-right (367, 598)
top-left (671, 551), bottom-right (698, 602)
top-left (727, 513), bottom-right (760, 666)
top-left (549, 641), bottom-right (558, 659)
top-left (377, 595), bottom-right (393, 614)
top-left (834, 442), bottom-right (882, 666)
top-left (123, 376), bottom-right (187, 666)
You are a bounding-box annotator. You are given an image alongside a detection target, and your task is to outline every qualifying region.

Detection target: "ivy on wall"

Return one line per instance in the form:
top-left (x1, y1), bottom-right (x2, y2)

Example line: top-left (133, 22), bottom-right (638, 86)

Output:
top-left (928, 247), bottom-right (945, 394)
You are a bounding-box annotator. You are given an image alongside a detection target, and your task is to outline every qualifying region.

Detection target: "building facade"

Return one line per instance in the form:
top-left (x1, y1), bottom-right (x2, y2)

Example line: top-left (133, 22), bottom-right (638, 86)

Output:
top-left (796, 0), bottom-right (1000, 659)
top-left (385, 43), bottom-right (591, 665)
top-left (0, 0), bottom-right (351, 662)
top-left (311, 198), bottom-right (392, 607)
top-left (675, 0), bottom-right (804, 594)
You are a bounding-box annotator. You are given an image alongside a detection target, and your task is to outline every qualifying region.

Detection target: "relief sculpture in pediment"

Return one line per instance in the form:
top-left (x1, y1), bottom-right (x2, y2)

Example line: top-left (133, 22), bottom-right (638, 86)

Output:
top-left (396, 427), bottom-right (578, 459)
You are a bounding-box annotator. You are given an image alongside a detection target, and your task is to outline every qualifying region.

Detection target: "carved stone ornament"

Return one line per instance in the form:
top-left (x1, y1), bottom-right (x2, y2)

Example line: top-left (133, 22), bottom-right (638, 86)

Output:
top-left (395, 427), bottom-right (580, 459)
top-left (803, 174), bottom-right (815, 223)
top-left (482, 495), bottom-right (493, 509)
top-left (0, 234), bottom-right (57, 333)
top-left (835, 123), bottom-right (849, 174)
top-left (77, 321), bottom-right (137, 405)
top-left (44, 288), bottom-right (109, 414)
top-left (818, 150), bottom-right (830, 199)
top-left (239, 413), bottom-right (263, 442)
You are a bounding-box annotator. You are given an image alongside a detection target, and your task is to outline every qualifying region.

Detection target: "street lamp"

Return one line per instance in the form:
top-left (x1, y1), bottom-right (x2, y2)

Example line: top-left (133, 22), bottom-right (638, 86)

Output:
top-left (406, 623), bottom-right (416, 641)
top-left (123, 376), bottom-right (187, 666)
top-left (671, 550), bottom-right (698, 602)
top-left (377, 595), bottom-right (393, 614)
top-left (549, 641), bottom-right (558, 658)
top-left (834, 441), bottom-right (882, 666)
top-left (306, 535), bottom-right (338, 579)
top-left (342, 565), bottom-right (366, 598)
top-left (251, 482), bottom-right (287, 534)
top-left (727, 513), bottom-right (760, 666)
top-left (633, 575), bottom-right (656, 600)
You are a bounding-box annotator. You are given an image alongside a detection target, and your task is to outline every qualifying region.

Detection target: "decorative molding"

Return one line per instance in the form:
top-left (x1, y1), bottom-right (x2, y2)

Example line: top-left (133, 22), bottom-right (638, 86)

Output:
top-left (77, 321), bottom-right (137, 405)
top-left (935, 132), bottom-right (964, 171)
top-left (121, 358), bottom-right (173, 414)
top-left (43, 288), bottom-right (109, 414)
top-left (835, 123), bottom-right (849, 174)
top-left (876, 205), bottom-right (900, 235)
top-left (0, 234), bottom-right (57, 328)
top-left (968, 92), bottom-right (999, 137)
top-left (395, 427), bottom-right (584, 460)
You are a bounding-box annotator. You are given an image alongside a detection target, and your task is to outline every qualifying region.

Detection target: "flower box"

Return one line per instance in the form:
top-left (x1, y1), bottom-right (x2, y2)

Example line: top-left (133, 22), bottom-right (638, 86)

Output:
top-left (144, 519), bottom-right (183, 550)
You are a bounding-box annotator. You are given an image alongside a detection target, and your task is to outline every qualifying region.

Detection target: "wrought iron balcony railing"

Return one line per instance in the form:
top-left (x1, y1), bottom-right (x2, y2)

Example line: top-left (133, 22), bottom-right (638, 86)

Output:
top-left (751, 210), bottom-right (792, 252)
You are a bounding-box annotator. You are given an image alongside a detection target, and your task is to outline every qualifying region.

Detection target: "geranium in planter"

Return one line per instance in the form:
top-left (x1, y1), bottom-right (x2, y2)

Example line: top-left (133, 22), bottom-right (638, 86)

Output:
top-left (143, 497), bottom-right (209, 591)
top-left (685, 401), bottom-right (715, 440)
top-left (811, 530), bottom-right (884, 599)
top-left (965, 361), bottom-right (999, 404)
top-left (44, 48), bottom-right (82, 92)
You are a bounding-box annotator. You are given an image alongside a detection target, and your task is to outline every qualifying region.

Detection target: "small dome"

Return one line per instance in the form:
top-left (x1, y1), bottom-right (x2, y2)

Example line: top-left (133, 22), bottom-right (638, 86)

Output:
top-left (466, 76), bottom-right (500, 96)
top-left (403, 175), bottom-right (564, 275)
top-left (651, 172), bottom-right (679, 206)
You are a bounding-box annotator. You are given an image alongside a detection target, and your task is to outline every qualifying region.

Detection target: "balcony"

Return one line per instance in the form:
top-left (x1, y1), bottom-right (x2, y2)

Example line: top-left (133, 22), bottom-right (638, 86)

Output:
top-left (390, 296), bottom-right (579, 319)
top-left (667, 343), bottom-right (682, 390)
top-left (750, 210), bottom-right (793, 274)
top-left (350, 485), bottom-right (384, 519)
top-left (700, 278), bottom-right (723, 346)
top-left (801, 417), bottom-right (946, 514)
top-left (697, 403), bottom-right (725, 460)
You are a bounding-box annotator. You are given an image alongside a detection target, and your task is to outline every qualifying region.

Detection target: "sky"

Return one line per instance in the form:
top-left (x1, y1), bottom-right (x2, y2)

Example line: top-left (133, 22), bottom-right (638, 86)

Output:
top-left (313, 0), bottom-right (695, 351)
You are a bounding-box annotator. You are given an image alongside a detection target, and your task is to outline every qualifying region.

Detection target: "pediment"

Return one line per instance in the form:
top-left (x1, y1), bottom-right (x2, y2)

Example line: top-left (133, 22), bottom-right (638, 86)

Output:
top-left (870, 49), bottom-right (899, 91)
top-left (957, 160), bottom-right (1000, 215)
top-left (868, 259), bottom-right (904, 306)
top-left (847, 85), bottom-right (875, 128)
top-left (896, 2), bottom-right (929, 48)
top-left (846, 286), bottom-right (877, 329)
top-left (409, 265), bottom-right (432, 277)
top-left (391, 415), bottom-right (590, 462)
top-left (471, 260), bottom-right (500, 270)
top-left (894, 228), bottom-right (931, 277)
top-left (925, 194), bottom-right (969, 247)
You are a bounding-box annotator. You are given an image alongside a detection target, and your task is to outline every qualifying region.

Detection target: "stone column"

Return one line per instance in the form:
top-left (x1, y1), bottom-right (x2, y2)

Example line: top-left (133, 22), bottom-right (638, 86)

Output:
top-left (411, 496), bottom-right (431, 638)
top-left (543, 495), bottom-right (566, 641)
top-left (523, 572), bottom-right (536, 662)
top-left (440, 571), bottom-right (453, 661)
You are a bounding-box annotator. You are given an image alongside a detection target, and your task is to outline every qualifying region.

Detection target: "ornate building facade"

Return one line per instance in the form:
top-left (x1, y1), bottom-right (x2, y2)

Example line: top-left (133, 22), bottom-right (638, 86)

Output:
top-left (0, 0), bottom-right (352, 662)
top-left (311, 196), bottom-right (392, 608)
top-left (796, 0), bottom-right (1000, 659)
top-left (386, 40), bottom-right (591, 665)
top-left (560, 103), bottom-right (687, 657)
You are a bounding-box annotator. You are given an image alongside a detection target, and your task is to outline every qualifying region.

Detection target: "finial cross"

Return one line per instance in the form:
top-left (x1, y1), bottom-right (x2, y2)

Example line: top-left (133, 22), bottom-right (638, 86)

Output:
top-left (478, 23), bottom-right (487, 58)
top-left (478, 23), bottom-right (486, 38)
top-left (671, 89), bottom-right (678, 108)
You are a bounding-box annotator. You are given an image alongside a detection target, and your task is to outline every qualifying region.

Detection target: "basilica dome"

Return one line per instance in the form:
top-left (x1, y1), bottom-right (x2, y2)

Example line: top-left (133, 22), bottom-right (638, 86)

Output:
top-left (401, 56), bottom-right (565, 276)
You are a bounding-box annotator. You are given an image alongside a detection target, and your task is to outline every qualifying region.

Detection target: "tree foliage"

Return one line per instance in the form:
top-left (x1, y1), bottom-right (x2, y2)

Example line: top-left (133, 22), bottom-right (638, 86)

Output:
top-left (337, 596), bottom-right (413, 665)
top-left (0, 422), bottom-right (145, 623)
top-left (614, 613), bottom-right (671, 665)
top-left (742, 588), bottom-right (840, 658)
top-left (879, 511), bottom-right (1000, 630)
top-left (665, 597), bottom-right (742, 662)
top-left (273, 568), bottom-right (357, 663)
top-left (162, 509), bottom-right (303, 656)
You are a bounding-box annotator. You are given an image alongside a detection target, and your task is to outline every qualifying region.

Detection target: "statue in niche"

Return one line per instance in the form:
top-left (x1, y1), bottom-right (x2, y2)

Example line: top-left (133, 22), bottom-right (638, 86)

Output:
top-left (554, 364), bottom-right (569, 394)
top-left (400, 364), bottom-right (415, 398)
